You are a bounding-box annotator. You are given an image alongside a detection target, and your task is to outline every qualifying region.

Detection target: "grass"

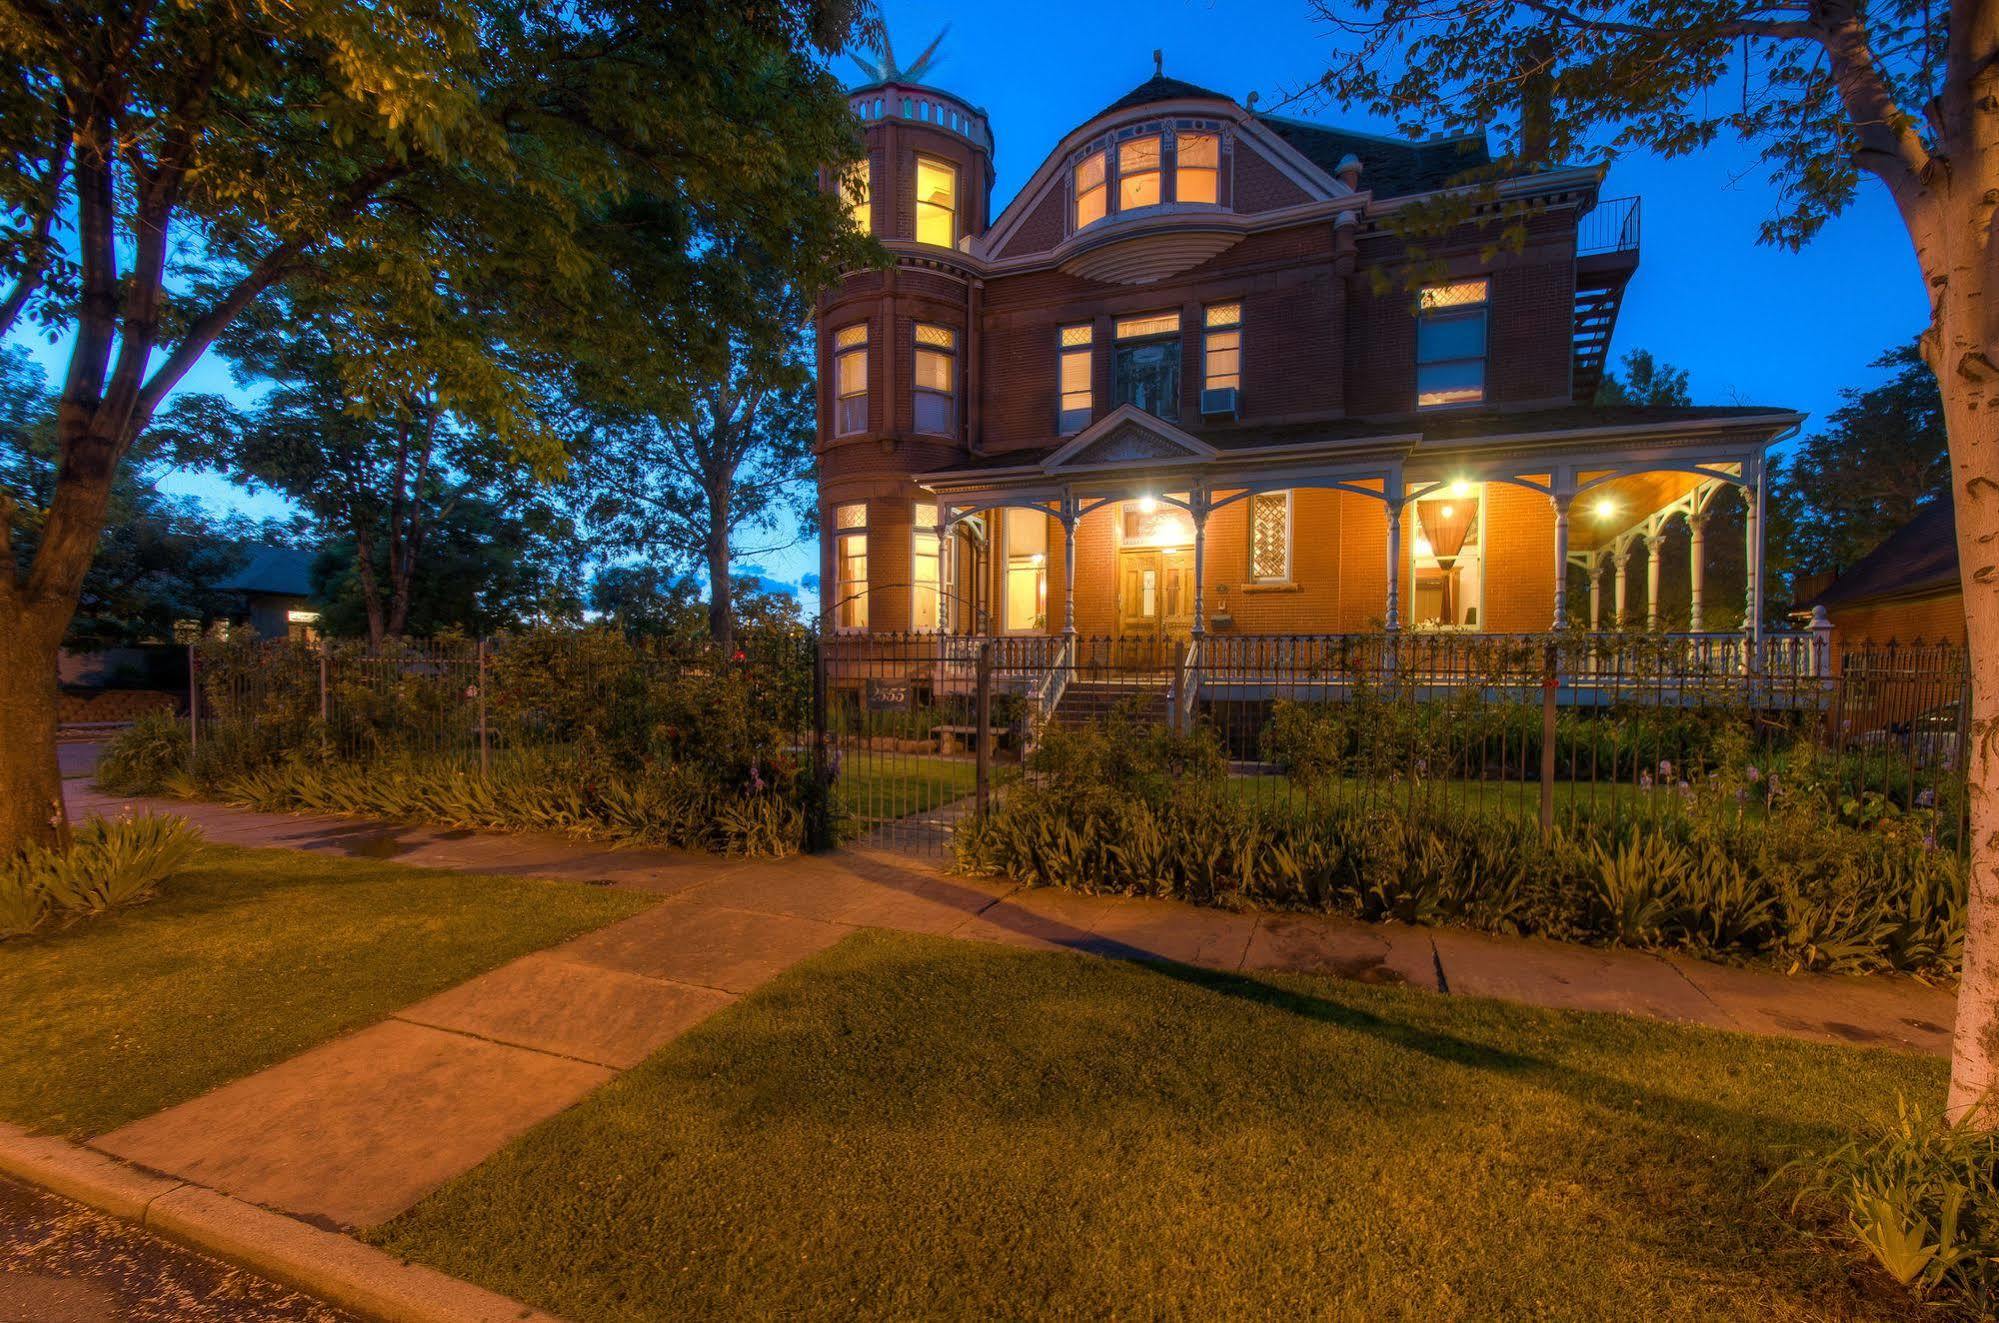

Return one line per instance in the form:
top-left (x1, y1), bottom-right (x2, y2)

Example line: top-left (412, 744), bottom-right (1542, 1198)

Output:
top-left (0, 844), bottom-right (651, 1137)
top-left (1223, 772), bottom-right (1721, 822)
top-left (835, 755), bottom-right (981, 820)
top-left (377, 930), bottom-right (1939, 1321)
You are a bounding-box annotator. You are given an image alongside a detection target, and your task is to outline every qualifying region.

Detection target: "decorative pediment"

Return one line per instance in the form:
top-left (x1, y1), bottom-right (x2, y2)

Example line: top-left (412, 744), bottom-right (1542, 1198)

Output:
top-left (1042, 405), bottom-right (1217, 472)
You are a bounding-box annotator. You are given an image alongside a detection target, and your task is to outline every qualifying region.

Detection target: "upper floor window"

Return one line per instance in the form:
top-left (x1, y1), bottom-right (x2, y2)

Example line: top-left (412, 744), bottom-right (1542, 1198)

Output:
top-left (913, 323), bottom-right (957, 434)
top-left (1118, 136), bottom-right (1162, 210)
top-left (1177, 133), bottom-right (1219, 204)
top-left (1058, 324), bottom-right (1093, 434)
top-left (834, 323), bottom-right (868, 434)
top-left (1251, 490), bottom-right (1291, 582)
top-left (1114, 312), bottom-right (1180, 422)
top-left (1074, 150), bottom-right (1107, 229)
top-left (1416, 278), bottom-right (1489, 408)
top-left (833, 503), bottom-right (868, 631)
top-left (843, 160), bottom-right (871, 234)
top-left (915, 156), bottom-right (958, 247)
top-left (1203, 302), bottom-right (1241, 392)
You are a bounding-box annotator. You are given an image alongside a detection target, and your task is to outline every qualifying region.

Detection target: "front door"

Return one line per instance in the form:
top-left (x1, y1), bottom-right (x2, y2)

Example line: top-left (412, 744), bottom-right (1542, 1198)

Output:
top-left (1117, 547), bottom-right (1195, 642)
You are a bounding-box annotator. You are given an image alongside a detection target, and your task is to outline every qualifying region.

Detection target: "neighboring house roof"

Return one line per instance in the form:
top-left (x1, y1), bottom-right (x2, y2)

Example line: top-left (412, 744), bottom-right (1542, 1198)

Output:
top-left (216, 545), bottom-right (317, 598)
top-left (1813, 500), bottom-right (1959, 610)
top-left (1256, 116), bottom-right (1492, 199)
top-left (1092, 74), bottom-right (1234, 118)
top-left (922, 405), bottom-right (1798, 476)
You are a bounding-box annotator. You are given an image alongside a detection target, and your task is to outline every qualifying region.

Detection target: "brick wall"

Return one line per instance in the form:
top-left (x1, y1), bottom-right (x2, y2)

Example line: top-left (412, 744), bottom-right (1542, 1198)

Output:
top-left (1829, 594), bottom-right (1967, 648)
top-left (1478, 482), bottom-right (1556, 632)
top-left (998, 187), bottom-right (1068, 258)
top-left (1232, 142), bottom-right (1312, 213)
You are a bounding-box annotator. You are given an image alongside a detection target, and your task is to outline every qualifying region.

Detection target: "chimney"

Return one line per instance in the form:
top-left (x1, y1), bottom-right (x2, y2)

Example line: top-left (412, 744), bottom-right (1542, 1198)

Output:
top-left (1517, 32), bottom-right (1555, 167)
top-left (1335, 152), bottom-right (1362, 191)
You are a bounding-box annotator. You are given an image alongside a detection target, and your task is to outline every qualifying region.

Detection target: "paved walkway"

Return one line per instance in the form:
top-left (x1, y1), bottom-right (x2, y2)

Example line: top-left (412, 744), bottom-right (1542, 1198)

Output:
top-left (55, 778), bottom-right (1959, 1239)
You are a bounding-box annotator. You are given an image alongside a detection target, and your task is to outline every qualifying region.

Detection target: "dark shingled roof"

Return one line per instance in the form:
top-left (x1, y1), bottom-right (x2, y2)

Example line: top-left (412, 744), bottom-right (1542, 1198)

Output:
top-left (1093, 74), bottom-right (1234, 120)
top-left (216, 545), bottom-right (317, 598)
top-left (1256, 116), bottom-right (1492, 199)
top-left (1813, 500), bottom-right (1959, 610)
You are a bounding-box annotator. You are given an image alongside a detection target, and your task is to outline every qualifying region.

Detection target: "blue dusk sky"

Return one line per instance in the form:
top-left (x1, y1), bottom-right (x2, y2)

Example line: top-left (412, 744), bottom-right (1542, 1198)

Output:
top-left (8, 0), bottom-right (1929, 618)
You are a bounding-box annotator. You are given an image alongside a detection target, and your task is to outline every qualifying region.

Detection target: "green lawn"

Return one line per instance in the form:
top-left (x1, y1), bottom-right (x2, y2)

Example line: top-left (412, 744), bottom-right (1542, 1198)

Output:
top-left (835, 755), bottom-right (980, 821)
top-left (376, 930), bottom-right (1936, 1321)
top-left (0, 844), bottom-right (651, 1137)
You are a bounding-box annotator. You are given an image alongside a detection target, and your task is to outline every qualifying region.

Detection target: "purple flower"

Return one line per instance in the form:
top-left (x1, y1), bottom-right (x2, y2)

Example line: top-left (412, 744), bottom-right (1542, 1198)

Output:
top-left (1639, 771), bottom-right (1654, 789)
top-left (1746, 765), bottom-right (1762, 784)
top-left (749, 764), bottom-right (766, 793)
top-left (1924, 832), bottom-right (1938, 851)
top-left (1917, 788), bottom-right (1937, 808)
top-left (1658, 759), bottom-right (1674, 778)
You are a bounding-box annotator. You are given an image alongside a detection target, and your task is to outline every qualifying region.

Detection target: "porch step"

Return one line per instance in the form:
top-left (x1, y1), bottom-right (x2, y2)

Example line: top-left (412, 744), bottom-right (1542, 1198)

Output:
top-left (1050, 679), bottom-right (1172, 727)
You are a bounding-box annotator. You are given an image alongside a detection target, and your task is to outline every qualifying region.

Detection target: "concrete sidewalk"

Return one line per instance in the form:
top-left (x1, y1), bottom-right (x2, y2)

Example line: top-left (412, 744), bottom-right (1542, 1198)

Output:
top-left (54, 781), bottom-right (1956, 1239)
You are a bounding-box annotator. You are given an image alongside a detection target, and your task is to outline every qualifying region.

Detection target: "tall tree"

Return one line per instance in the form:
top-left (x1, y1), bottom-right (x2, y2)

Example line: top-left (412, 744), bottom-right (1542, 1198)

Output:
top-left (1307, 0), bottom-right (1999, 1118)
top-left (580, 260), bottom-right (818, 647)
top-left (1594, 348), bottom-right (1692, 406)
top-left (1789, 342), bottom-right (1950, 574)
top-left (0, 0), bottom-right (873, 852)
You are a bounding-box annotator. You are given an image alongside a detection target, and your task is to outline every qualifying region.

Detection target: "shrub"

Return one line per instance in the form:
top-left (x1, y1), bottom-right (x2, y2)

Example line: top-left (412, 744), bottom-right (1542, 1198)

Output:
top-left (95, 709), bottom-right (189, 794)
top-left (1787, 1097), bottom-right (1999, 1314)
top-left (2, 814), bottom-right (204, 939)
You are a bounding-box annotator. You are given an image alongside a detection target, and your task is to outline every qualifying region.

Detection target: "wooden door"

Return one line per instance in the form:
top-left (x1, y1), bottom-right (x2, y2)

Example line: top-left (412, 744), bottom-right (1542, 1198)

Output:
top-left (1160, 547), bottom-right (1195, 638)
top-left (1118, 549), bottom-right (1161, 637)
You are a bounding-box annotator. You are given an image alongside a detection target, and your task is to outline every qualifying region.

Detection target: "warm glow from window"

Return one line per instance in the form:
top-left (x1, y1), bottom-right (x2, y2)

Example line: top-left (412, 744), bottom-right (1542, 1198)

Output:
top-left (834, 323), bottom-right (868, 435)
top-left (913, 323), bottom-right (956, 435)
top-left (912, 502), bottom-right (941, 632)
top-left (843, 160), bottom-right (870, 234)
top-left (1251, 491), bottom-right (1290, 582)
top-left (1177, 132), bottom-right (1219, 204)
top-left (1074, 150), bottom-right (1107, 229)
top-left (1058, 324), bottom-right (1092, 433)
top-left (1116, 312), bottom-right (1180, 340)
top-left (915, 156), bottom-right (958, 247)
top-left (1004, 509), bottom-right (1049, 632)
top-left (1118, 136), bottom-right (1162, 210)
top-left (1204, 302), bottom-right (1241, 392)
top-left (834, 503), bottom-right (868, 631)
top-left (1416, 278), bottom-right (1489, 408)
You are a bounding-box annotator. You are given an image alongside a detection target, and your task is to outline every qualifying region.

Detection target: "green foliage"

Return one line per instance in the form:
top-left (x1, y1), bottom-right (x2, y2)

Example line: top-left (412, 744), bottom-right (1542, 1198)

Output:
top-left (1788, 1096), bottom-right (1999, 1313)
top-left (1592, 349), bottom-right (1691, 407)
top-left (95, 710), bottom-right (191, 795)
top-left (960, 715), bottom-right (1965, 978)
top-left (2, 815), bottom-right (204, 939)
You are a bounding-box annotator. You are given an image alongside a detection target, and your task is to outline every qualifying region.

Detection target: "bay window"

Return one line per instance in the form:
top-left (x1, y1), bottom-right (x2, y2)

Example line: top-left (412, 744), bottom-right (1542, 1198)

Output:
top-left (1176, 132), bottom-right (1219, 203)
top-left (834, 323), bottom-right (868, 434)
top-left (915, 155), bottom-right (958, 247)
top-left (1118, 135), bottom-right (1162, 210)
top-left (833, 503), bottom-right (868, 631)
top-left (1416, 278), bottom-right (1489, 408)
top-left (912, 502), bottom-right (942, 632)
top-left (913, 323), bottom-right (957, 435)
top-left (1074, 150), bottom-right (1107, 229)
top-left (843, 160), bottom-right (871, 234)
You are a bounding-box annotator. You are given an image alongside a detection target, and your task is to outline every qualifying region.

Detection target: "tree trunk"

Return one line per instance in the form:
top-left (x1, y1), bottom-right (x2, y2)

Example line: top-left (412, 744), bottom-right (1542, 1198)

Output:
top-left (1942, 339), bottom-right (1999, 1118)
top-left (0, 606), bottom-right (70, 856)
top-left (706, 507), bottom-right (733, 649)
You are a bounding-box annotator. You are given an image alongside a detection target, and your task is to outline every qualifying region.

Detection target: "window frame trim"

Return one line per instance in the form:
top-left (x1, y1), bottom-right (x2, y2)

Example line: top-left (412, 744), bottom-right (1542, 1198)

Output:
top-left (911, 322), bottom-right (958, 437)
top-left (913, 153), bottom-right (960, 249)
top-left (1415, 279), bottom-right (1491, 411)
top-left (1057, 323), bottom-right (1094, 435)
top-left (1249, 488), bottom-right (1294, 585)
top-left (833, 322), bottom-right (869, 436)
top-left (831, 505), bottom-right (870, 634)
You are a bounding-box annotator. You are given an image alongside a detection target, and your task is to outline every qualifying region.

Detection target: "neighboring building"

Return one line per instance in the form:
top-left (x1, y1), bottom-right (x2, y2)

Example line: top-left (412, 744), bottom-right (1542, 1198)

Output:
top-left (215, 545), bottom-right (321, 640)
top-left (1810, 501), bottom-right (1965, 646)
top-left (814, 55), bottom-right (1802, 644)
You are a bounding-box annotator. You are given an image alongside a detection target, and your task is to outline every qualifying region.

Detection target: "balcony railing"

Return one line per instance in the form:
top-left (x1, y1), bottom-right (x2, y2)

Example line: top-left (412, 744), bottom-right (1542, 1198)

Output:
top-left (1577, 195), bottom-right (1640, 258)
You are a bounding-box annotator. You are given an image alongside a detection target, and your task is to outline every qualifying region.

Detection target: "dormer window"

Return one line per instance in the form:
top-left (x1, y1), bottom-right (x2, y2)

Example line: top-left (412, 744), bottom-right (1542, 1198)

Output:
top-left (1176, 133), bottom-right (1219, 204)
top-left (1118, 136), bottom-right (1162, 209)
top-left (915, 156), bottom-right (958, 247)
top-left (1074, 150), bottom-right (1107, 230)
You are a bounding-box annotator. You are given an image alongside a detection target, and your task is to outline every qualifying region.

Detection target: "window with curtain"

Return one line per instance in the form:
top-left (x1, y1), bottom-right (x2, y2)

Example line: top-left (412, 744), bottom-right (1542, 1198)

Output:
top-left (1176, 132), bottom-right (1219, 203)
top-left (1058, 324), bottom-right (1093, 433)
top-left (834, 323), bottom-right (868, 434)
top-left (1251, 491), bottom-right (1291, 582)
top-left (1113, 312), bottom-right (1181, 421)
top-left (1118, 136), bottom-right (1162, 210)
top-left (1073, 150), bottom-right (1107, 229)
top-left (912, 502), bottom-right (941, 632)
top-left (1203, 302), bottom-right (1241, 391)
top-left (833, 503), bottom-right (868, 631)
top-left (913, 323), bottom-right (956, 434)
top-left (915, 156), bottom-right (958, 247)
top-left (1004, 508), bottom-right (1048, 632)
top-left (1416, 278), bottom-right (1489, 407)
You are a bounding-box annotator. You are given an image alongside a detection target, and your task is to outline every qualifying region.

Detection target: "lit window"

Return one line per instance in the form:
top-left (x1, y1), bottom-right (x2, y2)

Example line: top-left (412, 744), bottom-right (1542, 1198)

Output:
top-left (1177, 133), bottom-right (1219, 204)
top-left (1251, 491), bottom-right (1290, 582)
top-left (1417, 278), bottom-right (1489, 408)
top-left (1004, 508), bottom-right (1048, 633)
top-left (833, 503), bottom-right (868, 631)
top-left (1114, 312), bottom-right (1181, 421)
top-left (843, 159), bottom-right (871, 234)
top-left (834, 323), bottom-right (868, 435)
top-left (1074, 150), bottom-right (1107, 229)
top-left (915, 156), bottom-right (958, 247)
top-left (1118, 136), bottom-right (1162, 210)
top-left (913, 323), bottom-right (956, 435)
top-left (1058, 324), bottom-right (1093, 434)
top-left (1204, 302), bottom-right (1241, 392)
top-left (912, 502), bottom-right (941, 632)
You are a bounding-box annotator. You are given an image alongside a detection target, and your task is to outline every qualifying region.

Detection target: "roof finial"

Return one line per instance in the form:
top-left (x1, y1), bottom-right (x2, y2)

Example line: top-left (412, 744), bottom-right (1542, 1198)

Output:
top-left (1247, 91), bottom-right (1260, 110)
top-left (853, 24), bottom-right (950, 84)
top-left (1153, 48), bottom-right (1163, 77)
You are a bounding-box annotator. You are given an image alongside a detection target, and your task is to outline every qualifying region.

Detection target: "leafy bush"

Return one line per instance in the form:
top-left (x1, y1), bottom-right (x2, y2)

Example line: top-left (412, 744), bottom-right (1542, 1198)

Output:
top-left (95, 709), bottom-right (189, 794)
top-left (958, 715), bottom-right (1964, 978)
top-left (1787, 1097), bottom-right (1999, 1314)
top-left (2, 814), bottom-right (204, 939)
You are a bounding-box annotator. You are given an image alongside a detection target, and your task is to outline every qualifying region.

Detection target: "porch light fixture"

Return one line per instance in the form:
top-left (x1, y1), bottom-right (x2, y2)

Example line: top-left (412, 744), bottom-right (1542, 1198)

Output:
top-left (1137, 495), bottom-right (1158, 514)
top-left (1030, 552), bottom-right (1046, 567)
top-left (1449, 479), bottom-right (1473, 499)
top-left (1594, 498), bottom-right (1617, 520)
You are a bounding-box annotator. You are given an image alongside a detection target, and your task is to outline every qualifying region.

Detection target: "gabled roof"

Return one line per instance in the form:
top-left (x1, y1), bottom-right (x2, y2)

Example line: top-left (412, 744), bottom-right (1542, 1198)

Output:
top-left (1814, 500), bottom-right (1959, 610)
top-left (217, 545), bottom-right (316, 598)
top-left (1093, 74), bottom-right (1234, 119)
top-left (1256, 116), bottom-right (1492, 199)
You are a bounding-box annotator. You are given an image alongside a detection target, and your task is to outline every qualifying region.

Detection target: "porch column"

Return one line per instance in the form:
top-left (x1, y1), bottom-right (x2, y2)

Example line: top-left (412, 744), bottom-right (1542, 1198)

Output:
top-left (1549, 493), bottom-right (1572, 630)
top-left (1613, 540), bottom-right (1631, 628)
top-left (1686, 510), bottom-right (1707, 632)
top-left (1589, 554), bottom-right (1604, 631)
top-left (1644, 529), bottom-right (1664, 631)
top-left (1384, 500), bottom-right (1403, 632)
top-left (1744, 472), bottom-right (1764, 642)
top-left (1062, 514), bottom-right (1077, 639)
top-left (1190, 495), bottom-right (1209, 639)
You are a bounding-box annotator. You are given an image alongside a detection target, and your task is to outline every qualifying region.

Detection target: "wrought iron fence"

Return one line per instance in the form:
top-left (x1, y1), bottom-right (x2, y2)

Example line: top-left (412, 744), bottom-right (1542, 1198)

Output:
top-left (177, 627), bottom-right (1971, 861)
